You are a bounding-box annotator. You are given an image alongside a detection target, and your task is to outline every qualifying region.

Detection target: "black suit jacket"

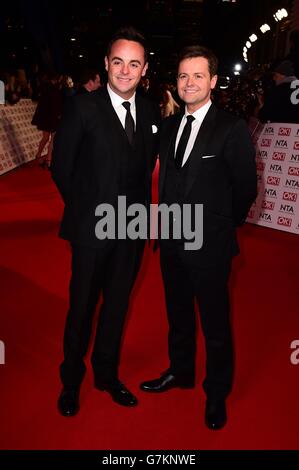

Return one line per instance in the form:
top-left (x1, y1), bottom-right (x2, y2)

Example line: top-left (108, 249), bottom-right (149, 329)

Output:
top-left (159, 103), bottom-right (257, 265)
top-left (51, 87), bottom-right (160, 247)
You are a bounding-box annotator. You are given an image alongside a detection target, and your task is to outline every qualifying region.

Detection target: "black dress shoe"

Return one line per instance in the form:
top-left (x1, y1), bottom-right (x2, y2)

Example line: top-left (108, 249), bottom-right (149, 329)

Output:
top-left (57, 389), bottom-right (80, 417)
top-left (140, 371), bottom-right (194, 393)
top-left (95, 380), bottom-right (138, 407)
top-left (205, 399), bottom-right (227, 430)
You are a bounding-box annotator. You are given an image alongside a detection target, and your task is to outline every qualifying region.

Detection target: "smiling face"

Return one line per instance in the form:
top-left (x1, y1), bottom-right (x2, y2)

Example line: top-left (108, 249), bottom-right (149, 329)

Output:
top-left (105, 39), bottom-right (148, 100)
top-left (177, 56), bottom-right (217, 113)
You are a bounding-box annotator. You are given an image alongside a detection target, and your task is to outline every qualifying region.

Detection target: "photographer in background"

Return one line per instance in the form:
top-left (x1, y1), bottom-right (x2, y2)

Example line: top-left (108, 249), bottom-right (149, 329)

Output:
top-left (258, 60), bottom-right (298, 124)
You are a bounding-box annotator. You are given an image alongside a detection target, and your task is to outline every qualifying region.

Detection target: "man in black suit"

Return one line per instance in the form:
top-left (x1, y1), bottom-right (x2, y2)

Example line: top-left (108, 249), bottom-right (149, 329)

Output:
top-left (258, 60), bottom-right (298, 124)
top-left (51, 27), bottom-right (159, 416)
top-left (140, 46), bottom-right (257, 430)
top-left (77, 68), bottom-right (101, 94)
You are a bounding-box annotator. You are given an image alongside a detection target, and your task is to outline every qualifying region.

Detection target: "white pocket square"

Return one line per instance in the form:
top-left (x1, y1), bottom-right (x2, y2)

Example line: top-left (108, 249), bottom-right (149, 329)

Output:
top-left (152, 125), bottom-right (158, 134)
top-left (202, 155), bottom-right (216, 159)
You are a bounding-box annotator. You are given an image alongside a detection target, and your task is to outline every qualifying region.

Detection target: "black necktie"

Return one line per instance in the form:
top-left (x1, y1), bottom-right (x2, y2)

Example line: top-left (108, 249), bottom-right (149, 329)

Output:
top-left (122, 101), bottom-right (135, 145)
top-left (175, 115), bottom-right (195, 169)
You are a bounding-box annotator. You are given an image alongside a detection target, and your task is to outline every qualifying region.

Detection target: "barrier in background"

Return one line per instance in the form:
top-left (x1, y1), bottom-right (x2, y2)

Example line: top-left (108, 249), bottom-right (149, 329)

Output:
top-left (247, 122), bottom-right (299, 235)
top-left (0, 99), bottom-right (41, 176)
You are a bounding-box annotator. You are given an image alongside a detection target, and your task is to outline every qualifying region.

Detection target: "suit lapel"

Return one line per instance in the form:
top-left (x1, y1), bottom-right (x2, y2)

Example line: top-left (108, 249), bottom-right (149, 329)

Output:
top-left (183, 103), bottom-right (218, 198)
top-left (94, 88), bottom-right (129, 146)
top-left (94, 90), bottom-right (155, 177)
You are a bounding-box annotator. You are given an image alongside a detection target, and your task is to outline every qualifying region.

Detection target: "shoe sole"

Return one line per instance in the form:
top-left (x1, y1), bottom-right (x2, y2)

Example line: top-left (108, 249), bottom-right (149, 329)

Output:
top-left (140, 384), bottom-right (195, 393)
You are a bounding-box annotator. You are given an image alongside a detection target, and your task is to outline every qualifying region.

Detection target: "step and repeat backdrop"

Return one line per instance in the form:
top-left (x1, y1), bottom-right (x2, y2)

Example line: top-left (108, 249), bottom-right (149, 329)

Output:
top-left (247, 122), bottom-right (299, 235)
top-left (0, 99), bottom-right (41, 176)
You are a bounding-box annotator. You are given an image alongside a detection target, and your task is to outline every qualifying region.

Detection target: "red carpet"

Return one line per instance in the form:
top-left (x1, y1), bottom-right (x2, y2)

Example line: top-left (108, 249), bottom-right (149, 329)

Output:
top-left (0, 160), bottom-right (299, 450)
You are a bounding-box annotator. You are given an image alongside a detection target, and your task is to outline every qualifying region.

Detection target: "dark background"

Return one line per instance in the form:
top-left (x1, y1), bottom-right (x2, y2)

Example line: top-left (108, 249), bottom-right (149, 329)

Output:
top-left (0, 0), bottom-right (292, 80)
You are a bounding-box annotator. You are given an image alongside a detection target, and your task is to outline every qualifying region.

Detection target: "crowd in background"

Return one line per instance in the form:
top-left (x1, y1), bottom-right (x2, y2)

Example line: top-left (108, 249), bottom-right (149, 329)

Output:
top-left (0, 31), bottom-right (298, 168)
top-left (1, 59), bottom-right (298, 125)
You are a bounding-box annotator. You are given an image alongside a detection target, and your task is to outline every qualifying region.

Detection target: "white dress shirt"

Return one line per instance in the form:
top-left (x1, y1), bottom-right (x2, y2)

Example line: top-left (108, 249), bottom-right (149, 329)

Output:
top-left (175, 100), bottom-right (212, 166)
top-left (107, 84), bottom-right (136, 129)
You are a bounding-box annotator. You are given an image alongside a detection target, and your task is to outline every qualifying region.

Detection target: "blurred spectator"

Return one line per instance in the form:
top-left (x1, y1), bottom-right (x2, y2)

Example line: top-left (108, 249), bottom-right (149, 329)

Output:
top-left (160, 82), bottom-right (180, 118)
top-left (77, 68), bottom-right (101, 94)
top-left (60, 75), bottom-right (76, 100)
top-left (137, 76), bottom-right (161, 105)
top-left (286, 30), bottom-right (299, 78)
top-left (258, 60), bottom-right (298, 124)
top-left (31, 72), bottom-right (62, 168)
top-left (139, 77), bottom-right (150, 96)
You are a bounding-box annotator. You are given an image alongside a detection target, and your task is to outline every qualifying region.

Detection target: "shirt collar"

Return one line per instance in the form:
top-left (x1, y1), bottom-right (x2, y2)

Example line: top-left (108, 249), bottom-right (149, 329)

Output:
top-left (184, 99), bottom-right (212, 122)
top-left (107, 84), bottom-right (136, 108)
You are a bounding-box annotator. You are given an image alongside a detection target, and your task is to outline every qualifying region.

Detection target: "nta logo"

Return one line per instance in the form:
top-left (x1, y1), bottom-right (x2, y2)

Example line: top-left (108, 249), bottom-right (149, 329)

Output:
top-left (264, 126), bottom-right (274, 135)
top-left (280, 204), bottom-right (294, 214)
top-left (275, 140), bottom-right (288, 148)
top-left (260, 212), bottom-right (272, 222)
top-left (264, 188), bottom-right (277, 198)
top-left (285, 179), bottom-right (299, 189)
top-left (270, 164), bottom-right (282, 173)
top-left (258, 150), bottom-right (268, 158)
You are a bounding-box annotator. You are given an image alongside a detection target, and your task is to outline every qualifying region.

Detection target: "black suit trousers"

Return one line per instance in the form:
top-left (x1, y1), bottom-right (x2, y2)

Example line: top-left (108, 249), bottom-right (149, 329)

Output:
top-left (60, 238), bottom-right (145, 389)
top-left (160, 240), bottom-right (233, 401)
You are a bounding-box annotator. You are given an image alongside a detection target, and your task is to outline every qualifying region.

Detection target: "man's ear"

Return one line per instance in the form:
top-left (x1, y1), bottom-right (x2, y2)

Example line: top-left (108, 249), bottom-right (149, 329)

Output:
top-left (211, 74), bottom-right (218, 90)
top-left (104, 56), bottom-right (108, 72)
top-left (142, 62), bottom-right (149, 77)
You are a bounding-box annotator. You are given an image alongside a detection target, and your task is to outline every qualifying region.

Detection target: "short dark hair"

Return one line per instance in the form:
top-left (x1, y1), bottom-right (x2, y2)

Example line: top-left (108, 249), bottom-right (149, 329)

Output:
top-left (106, 26), bottom-right (148, 63)
top-left (78, 68), bottom-right (99, 86)
top-left (178, 45), bottom-right (218, 77)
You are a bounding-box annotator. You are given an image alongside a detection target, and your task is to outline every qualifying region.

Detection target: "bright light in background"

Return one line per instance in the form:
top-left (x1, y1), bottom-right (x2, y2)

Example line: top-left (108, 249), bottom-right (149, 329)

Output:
top-left (234, 71), bottom-right (240, 75)
top-left (218, 76), bottom-right (230, 90)
top-left (274, 8), bottom-right (288, 21)
top-left (149, 52), bottom-right (155, 55)
top-left (260, 24), bottom-right (270, 33)
top-left (78, 54), bottom-right (84, 58)
top-left (241, 8), bottom-right (287, 63)
top-left (70, 38), bottom-right (76, 42)
top-left (234, 63), bottom-right (242, 72)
